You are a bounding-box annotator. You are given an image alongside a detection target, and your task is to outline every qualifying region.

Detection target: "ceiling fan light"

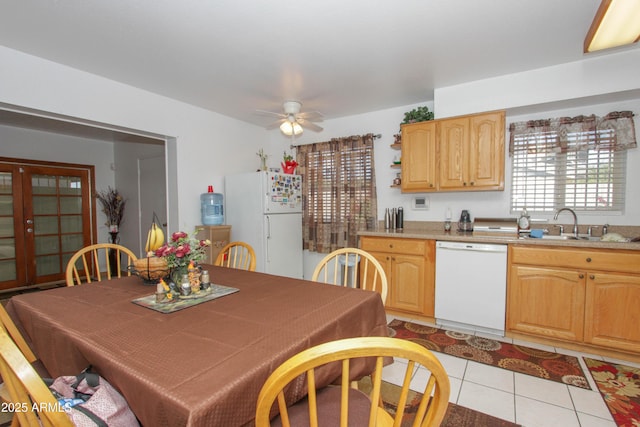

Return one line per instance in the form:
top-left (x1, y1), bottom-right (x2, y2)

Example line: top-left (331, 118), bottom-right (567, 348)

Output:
top-left (584, 0), bottom-right (640, 52)
top-left (280, 121), bottom-right (303, 136)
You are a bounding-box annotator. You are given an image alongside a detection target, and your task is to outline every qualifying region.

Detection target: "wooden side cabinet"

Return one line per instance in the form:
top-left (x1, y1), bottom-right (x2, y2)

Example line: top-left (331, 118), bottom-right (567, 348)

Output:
top-left (196, 225), bottom-right (231, 264)
top-left (360, 237), bottom-right (435, 317)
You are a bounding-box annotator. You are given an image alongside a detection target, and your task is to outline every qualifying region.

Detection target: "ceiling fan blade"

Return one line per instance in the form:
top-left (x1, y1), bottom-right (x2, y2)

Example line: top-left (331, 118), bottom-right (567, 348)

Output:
top-left (254, 109), bottom-right (286, 119)
top-left (265, 119), bottom-right (285, 130)
top-left (298, 119), bottom-right (323, 132)
top-left (297, 111), bottom-right (324, 122)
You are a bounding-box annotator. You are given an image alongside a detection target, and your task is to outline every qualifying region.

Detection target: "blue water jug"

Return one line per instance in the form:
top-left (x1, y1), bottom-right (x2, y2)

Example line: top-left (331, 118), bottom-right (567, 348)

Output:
top-left (201, 186), bottom-right (224, 225)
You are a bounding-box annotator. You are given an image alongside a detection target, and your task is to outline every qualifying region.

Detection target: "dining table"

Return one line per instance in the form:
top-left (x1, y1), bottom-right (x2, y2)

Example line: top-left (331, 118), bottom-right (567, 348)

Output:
top-left (6, 264), bottom-right (389, 426)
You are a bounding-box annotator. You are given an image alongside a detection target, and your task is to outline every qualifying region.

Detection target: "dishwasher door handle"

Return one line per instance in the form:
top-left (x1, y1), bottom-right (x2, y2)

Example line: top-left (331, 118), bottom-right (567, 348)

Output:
top-left (438, 246), bottom-right (506, 254)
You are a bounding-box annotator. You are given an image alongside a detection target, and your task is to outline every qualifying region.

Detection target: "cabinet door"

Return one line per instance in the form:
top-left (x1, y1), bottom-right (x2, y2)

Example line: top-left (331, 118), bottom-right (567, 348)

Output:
top-left (585, 273), bottom-right (640, 353)
top-left (196, 225), bottom-right (231, 264)
top-left (389, 254), bottom-right (425, 314)
top-left (401, 122), bottom-right (437, 192)
top-left (468, 112), bottom-right (505, 189)
top-left (364, 250), bottom-right (392, 306)
top-left (438, 117), bottom-right (469, 190)
top-left (507, 265), bottom-right (585, 341)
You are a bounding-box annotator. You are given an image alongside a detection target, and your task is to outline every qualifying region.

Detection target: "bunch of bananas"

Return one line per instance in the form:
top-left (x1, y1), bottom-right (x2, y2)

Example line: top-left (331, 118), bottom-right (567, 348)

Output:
top-left (144, 213), bottom-right (165, 253)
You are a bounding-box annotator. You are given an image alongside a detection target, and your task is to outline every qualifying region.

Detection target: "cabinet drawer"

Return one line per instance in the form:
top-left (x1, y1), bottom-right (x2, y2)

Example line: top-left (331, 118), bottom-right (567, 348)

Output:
top-left (360, 237), bottom-right (426, 256)
top-left (511, 245), bottom-right (640, 274)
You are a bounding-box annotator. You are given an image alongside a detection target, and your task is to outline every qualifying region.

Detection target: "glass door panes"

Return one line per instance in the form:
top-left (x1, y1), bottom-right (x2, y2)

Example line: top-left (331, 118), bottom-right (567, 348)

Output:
top-left (0, 161), bottom-right (92, 290)
top-left (0, 168), bottom-right (19, 284)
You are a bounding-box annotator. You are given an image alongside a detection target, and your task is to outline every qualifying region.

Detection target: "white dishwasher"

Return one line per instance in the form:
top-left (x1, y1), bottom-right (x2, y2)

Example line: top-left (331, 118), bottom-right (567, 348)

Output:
top-left (434, 241), bottom-right (508, 336)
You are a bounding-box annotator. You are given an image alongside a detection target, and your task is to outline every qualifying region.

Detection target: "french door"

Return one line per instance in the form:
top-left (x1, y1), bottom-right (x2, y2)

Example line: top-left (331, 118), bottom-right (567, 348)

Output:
top-left (0, 160), bottom-right (94, 290)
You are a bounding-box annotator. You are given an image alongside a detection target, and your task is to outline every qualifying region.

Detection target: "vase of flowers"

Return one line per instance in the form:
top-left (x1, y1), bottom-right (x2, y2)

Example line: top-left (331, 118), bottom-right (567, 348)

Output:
top-left (153, 230), bottom-right (211, 284)
top-left (281, 151), bottom-right (298, 174)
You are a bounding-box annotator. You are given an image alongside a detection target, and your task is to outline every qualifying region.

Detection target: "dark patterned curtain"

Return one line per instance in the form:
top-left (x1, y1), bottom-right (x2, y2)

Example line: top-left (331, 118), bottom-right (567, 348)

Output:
top-left (296, 134), bottom-right (378, 253)
top-left (509, 111), bottom-right (636, 155)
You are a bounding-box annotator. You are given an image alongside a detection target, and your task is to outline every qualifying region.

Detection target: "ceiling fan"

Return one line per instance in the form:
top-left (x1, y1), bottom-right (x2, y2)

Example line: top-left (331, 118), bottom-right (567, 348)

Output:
top-left (255, 101), bottom-right (324, 136)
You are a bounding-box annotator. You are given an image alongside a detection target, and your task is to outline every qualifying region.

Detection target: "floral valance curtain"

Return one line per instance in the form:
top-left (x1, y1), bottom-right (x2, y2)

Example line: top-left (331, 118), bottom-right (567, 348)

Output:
top-left (296, 134), bottom-right (378, 253)
top-left (509, 111), bottom-right (636, 155)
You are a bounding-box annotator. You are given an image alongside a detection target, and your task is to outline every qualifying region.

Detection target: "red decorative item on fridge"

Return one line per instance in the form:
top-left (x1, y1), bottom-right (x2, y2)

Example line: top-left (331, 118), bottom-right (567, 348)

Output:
top-left (281, 159), bottom-right (298, 174)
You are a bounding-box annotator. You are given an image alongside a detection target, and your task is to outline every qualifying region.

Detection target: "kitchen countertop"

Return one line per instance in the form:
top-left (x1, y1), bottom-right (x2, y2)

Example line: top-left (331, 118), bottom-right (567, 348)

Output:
top-left (359, 221), bottom-right (640, 251)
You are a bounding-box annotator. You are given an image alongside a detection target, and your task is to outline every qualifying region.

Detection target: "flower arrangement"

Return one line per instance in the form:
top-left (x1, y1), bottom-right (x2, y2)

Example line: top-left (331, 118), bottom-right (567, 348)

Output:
top-left (96, 187), bottom-right (126, 231)
top-left (154, 230), bottom-right (211, 271)
top-left (282, 151), bottom-right (298, 174)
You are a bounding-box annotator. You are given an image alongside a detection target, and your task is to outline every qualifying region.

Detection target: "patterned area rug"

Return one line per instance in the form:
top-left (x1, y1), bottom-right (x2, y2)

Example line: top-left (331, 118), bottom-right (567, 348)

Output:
top-left (584, 358), bottom-right (640, 426)
top-left (389, 319), bottom-right (590, 389)
top-left (358, 376), bottom-right (520, 427)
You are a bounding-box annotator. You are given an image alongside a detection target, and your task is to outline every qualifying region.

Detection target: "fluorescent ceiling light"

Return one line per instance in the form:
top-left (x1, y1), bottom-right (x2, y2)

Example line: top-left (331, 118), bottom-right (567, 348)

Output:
top-left (584, 0), bottom-right (640, 53)
top-left (280, 121), bottom-right (303, 136)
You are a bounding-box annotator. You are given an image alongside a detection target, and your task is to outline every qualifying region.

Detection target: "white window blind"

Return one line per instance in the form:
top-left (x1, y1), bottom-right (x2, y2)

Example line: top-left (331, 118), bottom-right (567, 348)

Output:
top-left (509, 112), bottom-right (636, 214)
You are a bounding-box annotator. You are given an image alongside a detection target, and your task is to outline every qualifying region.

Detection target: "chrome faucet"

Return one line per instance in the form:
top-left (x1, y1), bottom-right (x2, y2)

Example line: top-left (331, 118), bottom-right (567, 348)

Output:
top-left (554, 207), bottom-right (578, 238)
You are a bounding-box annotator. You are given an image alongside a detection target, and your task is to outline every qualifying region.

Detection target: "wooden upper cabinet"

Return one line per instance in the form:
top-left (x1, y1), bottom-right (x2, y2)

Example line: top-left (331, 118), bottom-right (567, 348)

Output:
top-left (400, 121), bottom-right (437, 192)
top-left (469, 111), bottom-right (505, 190)
top-left (439, 111), bottom-right (505, 191)
top-left (399, 110), bottom-right (505, 193)
top-left (438, 117), bottom-right (468, 190)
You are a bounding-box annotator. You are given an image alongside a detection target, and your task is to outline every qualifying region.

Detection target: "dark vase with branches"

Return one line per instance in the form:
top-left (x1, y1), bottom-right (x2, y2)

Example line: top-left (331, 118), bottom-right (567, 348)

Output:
top-left (96, 187), bottom-right (127, 273)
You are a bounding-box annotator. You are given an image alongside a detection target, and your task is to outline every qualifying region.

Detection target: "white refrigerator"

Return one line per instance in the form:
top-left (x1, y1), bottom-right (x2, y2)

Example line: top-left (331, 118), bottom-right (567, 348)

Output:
top-left (224, 171), bottom-right (303, 279)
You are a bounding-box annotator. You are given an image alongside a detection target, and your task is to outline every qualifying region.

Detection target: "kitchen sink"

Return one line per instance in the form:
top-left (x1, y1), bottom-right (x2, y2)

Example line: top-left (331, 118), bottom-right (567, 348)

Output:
top-left (523, 234), bottom-right (601, 241)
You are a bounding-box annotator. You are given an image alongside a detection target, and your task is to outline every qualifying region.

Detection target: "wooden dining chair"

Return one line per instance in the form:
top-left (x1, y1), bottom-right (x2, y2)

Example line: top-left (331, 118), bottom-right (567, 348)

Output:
top-left (214, 241), bottom-right (256, 271)
top-left (65, 243), bottom-right (138, 286)
top-left (0, 304), bottom-right (37, 365)
top-left (255, 336), bottom-right (451, 427)
top-left (0, 328), bottom-right (74, 427)
top-left (311, 248), bottom-right (388, 305)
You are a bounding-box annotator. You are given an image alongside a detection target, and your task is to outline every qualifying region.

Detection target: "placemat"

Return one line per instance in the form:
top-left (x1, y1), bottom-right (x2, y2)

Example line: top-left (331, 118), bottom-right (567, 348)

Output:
top-left (132, 284), bottom-right (239, 313)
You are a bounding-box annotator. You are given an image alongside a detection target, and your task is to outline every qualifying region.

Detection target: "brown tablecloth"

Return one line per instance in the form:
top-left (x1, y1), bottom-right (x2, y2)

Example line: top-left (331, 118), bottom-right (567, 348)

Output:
top-left (7, 265), bottom-right (388, 426)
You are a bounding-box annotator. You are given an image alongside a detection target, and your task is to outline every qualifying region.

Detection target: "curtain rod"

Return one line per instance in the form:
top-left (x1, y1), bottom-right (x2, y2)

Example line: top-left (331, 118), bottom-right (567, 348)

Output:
top-left (290, 133), bottom-right (381, 149)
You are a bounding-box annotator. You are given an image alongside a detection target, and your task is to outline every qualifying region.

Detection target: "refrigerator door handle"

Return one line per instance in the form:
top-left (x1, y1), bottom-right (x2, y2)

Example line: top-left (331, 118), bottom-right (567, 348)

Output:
top-left (265, 215), bottom-right (271, 262)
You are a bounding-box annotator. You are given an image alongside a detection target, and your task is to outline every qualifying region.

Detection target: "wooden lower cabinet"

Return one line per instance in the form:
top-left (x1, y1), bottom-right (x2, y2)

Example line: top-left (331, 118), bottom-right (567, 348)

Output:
top-left (507, 265), bottom-right (585, 342)
top-left (508, 245), bottom-right (640, 355)
top-left (360, 237), bottom-right (435, 317)
top-left (585, 273), bottom-right (640, 353)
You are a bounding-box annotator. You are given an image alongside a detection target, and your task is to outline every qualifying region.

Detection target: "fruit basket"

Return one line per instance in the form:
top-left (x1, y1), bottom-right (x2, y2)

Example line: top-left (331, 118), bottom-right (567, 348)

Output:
top-left (130, 257), bottom-right (169, 283)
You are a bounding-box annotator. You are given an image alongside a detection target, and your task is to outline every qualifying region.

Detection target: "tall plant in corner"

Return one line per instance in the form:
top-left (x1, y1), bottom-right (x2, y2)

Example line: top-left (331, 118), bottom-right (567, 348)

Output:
top-left (96, 186), bottom-right (126, 235)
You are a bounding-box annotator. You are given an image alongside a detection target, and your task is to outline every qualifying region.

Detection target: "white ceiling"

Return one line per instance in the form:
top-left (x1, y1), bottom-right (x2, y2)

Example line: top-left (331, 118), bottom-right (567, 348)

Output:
top-left (0, 0), bottom-right (631, 130)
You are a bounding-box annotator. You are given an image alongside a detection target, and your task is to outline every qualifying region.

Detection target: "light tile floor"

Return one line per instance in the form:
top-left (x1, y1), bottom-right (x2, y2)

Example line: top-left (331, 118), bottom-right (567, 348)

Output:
top-left (383, 315), bottom-right (639, 427)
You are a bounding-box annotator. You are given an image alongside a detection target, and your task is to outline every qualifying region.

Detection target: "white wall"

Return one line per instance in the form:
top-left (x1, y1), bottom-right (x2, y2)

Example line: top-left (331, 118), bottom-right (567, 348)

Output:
top-left (0, 45), bottom-right (265, 235)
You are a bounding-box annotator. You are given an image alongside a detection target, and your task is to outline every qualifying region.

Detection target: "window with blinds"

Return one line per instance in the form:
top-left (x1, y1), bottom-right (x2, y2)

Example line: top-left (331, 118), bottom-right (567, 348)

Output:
top-left (510, 121), bottom-right (629, 214)
top-left (297, 134), bottom-right (378, 252)
top-left (305, 143), bottom-right (375, 224)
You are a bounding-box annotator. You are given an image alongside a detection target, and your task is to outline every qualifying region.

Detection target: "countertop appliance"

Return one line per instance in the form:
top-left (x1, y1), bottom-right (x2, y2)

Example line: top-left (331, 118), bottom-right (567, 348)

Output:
top-left (224, 171), bottom-right (303, 279)
top-left (435, 241), bottom-right (507, 336)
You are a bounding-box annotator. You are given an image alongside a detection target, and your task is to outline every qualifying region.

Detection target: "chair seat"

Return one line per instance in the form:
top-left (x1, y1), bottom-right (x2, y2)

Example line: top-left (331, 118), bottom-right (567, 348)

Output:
top-left (271, 386), bottom-right (380, 427)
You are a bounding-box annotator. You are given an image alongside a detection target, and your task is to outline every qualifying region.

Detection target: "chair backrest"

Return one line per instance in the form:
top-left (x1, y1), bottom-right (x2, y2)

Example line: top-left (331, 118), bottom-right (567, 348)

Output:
top-left (255, 336), bottom-right (450, 427)
top-left (0, 304), bottom-right (37, 363)
top-left (0, 328), bottom-right (74, 427)
top-left (214, 241), bottom-right (256, 271)
top-left (66, 243), bottom-right (138, 286)
top-left (311, 248), bottom-right (388, 304)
